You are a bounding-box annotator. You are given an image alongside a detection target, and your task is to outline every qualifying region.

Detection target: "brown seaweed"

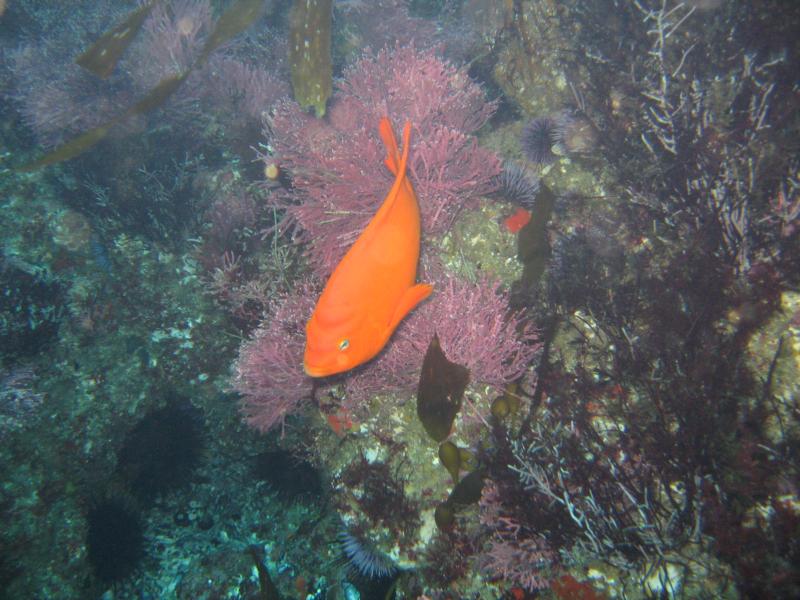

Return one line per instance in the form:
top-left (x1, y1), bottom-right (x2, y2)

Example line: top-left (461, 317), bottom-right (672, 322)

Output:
top-left (288, 0), bottom-right (332, 117)
top-left (19, 0), bottom-right (264, 171)
top-left (198, 0), bottom-right (265, 65)
top-left (18, 72), bottom-right (188, 172)
top-left (416, 333), bottom-right (470, 442)
top-left (447, 469), bottom-right (484, 507)
top-left (75, 1), bottom-right (158, 79)
top-left (17, 124), bottom-right (111, 171)
top-left (124, 72), bottom-right (189, 117)
top-left (438, 441), bottom-right (461, 481)
top-left (516, 183), bottom-right (556, 290)
top-left (433, 469), bottom-right (486, 532)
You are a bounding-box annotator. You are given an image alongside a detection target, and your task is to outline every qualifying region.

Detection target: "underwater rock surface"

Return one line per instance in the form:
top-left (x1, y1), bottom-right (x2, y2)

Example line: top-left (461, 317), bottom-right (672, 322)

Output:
top-left (1, 0), bottom-right (799, 598)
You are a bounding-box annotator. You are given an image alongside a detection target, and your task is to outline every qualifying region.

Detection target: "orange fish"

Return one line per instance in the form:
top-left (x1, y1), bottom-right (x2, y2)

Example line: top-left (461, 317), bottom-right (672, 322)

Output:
top-left (304, 118), bottom-right (433, 377)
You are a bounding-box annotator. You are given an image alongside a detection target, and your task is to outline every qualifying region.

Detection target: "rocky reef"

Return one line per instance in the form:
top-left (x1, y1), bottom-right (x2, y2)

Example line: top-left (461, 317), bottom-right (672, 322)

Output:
top-left (1, 1), bottom-right (798, 599)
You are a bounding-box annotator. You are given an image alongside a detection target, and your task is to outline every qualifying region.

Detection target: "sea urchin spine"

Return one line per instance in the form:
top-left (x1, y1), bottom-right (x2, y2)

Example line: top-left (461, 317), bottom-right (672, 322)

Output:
top-left (521, 116), bottom-right (560, 165)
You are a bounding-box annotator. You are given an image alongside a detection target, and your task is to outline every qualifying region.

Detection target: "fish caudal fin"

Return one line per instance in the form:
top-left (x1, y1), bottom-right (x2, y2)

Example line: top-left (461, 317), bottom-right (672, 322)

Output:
top-left (387, 283), bottom-right (434, 332)
top-left (379, 117), bottom-right (410, 177)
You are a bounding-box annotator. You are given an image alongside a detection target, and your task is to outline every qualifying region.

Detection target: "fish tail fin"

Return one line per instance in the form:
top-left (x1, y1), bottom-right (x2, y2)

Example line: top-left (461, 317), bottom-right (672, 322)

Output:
top-left (379, 117), bottom-right (411, 177)
top-left (379, 117), bottom-right (400, 174)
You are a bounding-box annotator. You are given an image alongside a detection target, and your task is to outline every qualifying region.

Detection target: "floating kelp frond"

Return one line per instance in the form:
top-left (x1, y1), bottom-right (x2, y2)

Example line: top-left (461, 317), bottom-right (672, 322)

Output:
top-left (438, 441), bottom-right (462, 481)
top-left (448, 469), bottom-right (484, 507)
top-left (18, 72), bottom-right (189, 171)
top-left (17, 123), bottom-right (111, 171)
top-left (438, 441), bottom-right (476, 482)
top-left (20, 0), bottom-right (265, 171)
top-left (433, 469), bottom-right (485, 531)
top-left (516, 184), bottom-right (556, 291)
top-left (288, 0), bottom-right (332, 117)
top-left (125, 71), bottom-right (189, 116)
top-left (416, 333), bottom-right (470, 442)
top-left (198, 0), bottom-right (266, 65)
top-left (490, 383), bottom-right (522, 419)
top-left (75, 1), bottom-right (158, 79)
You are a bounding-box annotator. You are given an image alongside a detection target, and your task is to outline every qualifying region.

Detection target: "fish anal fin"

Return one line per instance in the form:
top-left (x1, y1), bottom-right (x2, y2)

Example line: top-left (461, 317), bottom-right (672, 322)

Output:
top-left (387, 283), bottom-right (433, 332)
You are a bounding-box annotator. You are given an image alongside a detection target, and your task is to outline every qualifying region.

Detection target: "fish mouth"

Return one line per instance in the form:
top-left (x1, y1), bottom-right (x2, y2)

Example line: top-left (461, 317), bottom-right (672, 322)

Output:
top-left (303, 361), bottom-right (332, 378)
top-left (304, 348), bottom-right (351, 377)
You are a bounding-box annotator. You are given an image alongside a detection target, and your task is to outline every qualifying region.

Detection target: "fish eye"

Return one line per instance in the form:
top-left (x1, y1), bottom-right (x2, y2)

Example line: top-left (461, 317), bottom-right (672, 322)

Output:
top-left (338, 339), bottom-right (350, 351)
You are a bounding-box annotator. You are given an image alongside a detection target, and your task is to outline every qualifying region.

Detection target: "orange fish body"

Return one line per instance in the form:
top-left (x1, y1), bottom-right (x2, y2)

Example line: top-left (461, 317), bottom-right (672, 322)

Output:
top-left (303, 118), bottom-right (433, 377)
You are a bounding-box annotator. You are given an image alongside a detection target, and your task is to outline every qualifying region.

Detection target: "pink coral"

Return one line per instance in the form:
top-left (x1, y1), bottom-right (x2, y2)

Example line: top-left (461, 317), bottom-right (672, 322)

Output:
top-left (8, 39), bottom-right (132, 147)
top-left (405, 271), bottom-right (539, 386)
top-left (129, 0), bottom-right (214, 90)
top-left (266, 102), bottom-right (390, 270)
top-left (334, 0), bottom-right (439, 52)
top-left (122, 0), bottom-right (215, 123)
top-left (409, 125), bottom-right (499, 233)
top-left (480, 536), bottom-right (554, 591)
top-left (8, 0), bottom-right (280, 149)
top-left (341, 267), bottom-right (540, 417)
top-left (232, 264), bottom-right (538, 431)
top-left (333, 45), bottom-right (496, 135)
top-left (202, 56), bottom-right (289, 126)
top-left (266, 45), bottom-right (501, 275)
top-left (232, 283), bottom-right (317, 432)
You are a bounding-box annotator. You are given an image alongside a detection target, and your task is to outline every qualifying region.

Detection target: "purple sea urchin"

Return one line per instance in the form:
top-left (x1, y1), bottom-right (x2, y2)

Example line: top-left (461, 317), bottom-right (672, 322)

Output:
top-left (554, 111), bottom-right (598, 155)
top-left (86, 496), bottom-right (145, 583)
top-left (520, 116), bottom-right (560, 165)
top-left (338, 529), bottom-right (398, 580)
top-left (494, 161), bottom-right (541, 209)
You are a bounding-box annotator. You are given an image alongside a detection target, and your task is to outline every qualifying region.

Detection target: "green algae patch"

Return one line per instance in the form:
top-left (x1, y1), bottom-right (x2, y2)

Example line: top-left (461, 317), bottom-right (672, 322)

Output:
top-left (437, 201), bottom-right (522, 285)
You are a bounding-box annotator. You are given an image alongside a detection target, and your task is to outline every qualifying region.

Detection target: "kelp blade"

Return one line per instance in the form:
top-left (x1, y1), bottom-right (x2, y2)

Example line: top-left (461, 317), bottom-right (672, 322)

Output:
top-left (448, 469), bottom-right (485, 507)
top-left (21, 0), bottom-right (258, 171)
top-left (125, 72), bottom-right (189, 117)
top-left (75, 1), bottom-right (157, 79)
top-left (18, 124), bottom-right (111, 171)
top-left (18, 71), bottom-right (187, 171)
top-left (288, 0), bottom-right (332, 117)
top-left (416, 334), bottom-right (470, 442)
top-left (438, 441), bottom-right (462, 481)
top-left (198, 0), bottom-right (265, 65)
top-left (517, 184), bottom-right (556, 289)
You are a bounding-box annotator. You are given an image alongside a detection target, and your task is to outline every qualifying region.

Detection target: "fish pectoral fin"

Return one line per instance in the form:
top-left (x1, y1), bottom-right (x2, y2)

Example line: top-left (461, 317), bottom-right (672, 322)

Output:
top-left (387, 283), bottom-right (434, 331)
